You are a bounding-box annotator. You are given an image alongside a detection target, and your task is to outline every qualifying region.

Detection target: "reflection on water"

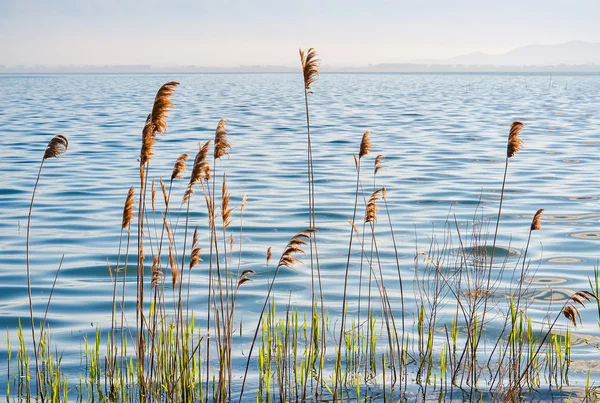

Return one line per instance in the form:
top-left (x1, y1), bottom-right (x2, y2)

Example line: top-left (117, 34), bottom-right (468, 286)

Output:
top-left (568, 231), bottom-right (600, 239)
top-left (547, 257), bottom-right (586, 263)
top-left (525, 276), bottom-right (567, 285)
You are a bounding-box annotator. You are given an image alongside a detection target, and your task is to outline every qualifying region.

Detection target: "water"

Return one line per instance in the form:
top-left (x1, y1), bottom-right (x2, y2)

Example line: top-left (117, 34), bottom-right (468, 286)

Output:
top-left (1, 73), bottom-right (600, 399)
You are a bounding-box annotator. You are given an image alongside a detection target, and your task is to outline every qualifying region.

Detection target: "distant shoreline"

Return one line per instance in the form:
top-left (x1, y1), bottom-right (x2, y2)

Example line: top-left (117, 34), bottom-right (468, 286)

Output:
top-left (1, 64), bottom-right (600, 75)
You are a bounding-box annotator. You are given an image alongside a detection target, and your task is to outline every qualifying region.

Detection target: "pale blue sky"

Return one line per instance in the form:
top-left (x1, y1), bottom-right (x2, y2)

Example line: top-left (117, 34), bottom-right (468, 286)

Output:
top-left (1, 0), bottom-right (599, 66)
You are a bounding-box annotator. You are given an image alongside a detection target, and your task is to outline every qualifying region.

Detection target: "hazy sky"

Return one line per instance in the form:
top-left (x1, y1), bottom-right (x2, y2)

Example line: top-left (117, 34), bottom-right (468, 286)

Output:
top-left (1, 0), bottom-right (599, 66)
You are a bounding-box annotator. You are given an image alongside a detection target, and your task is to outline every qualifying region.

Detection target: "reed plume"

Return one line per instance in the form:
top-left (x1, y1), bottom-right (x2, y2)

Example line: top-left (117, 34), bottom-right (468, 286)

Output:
top-left (375, 154), bottom-right (384, 175)
top-left (140, 81), bottom-right (179, 165)
top-left (278, 230), bottom-right (312, 269)
top-left (221, 175), bottom-right (232, 230)
top-left (266, 247), bottom-right (272, 265)
top-left (359, 130), bottom-right (372, 158)
top-left (531, 208), bottom-right (544, 231)
top-left (507, 121), bottom-right (524, 158)
top-left (365, 189), bottom-right (382, 223)
top-left (159, 178), bottom-right (169, 212)
top-left (241, 194), bottom-right (248, 213)
top-left (151, 81), bottom-right (179, 135)
top-left (214, 119), bottom-right (230, 160)
top-left (299, 48), bottom-right (320, 90)
top-left (43, 134), bottom-right (69, 159)
top-left (237, 269), bottom-right (255, 288)
top-left (184, 141), bottom-right (211, 202)
top-left (169, 248), bottom-right (178, 288)
top-left (171, 153), bottom-right (189, 181)
top-left (189, 227), bottom-right (202, 270)
top-left (150, 257), bottom-right (161, 288)
top-left (563, 291), bottom-right (597, 327)
top-left (122, 186), bottom-right (135, 230)
top-left (140, 114), bottom-right (155, 166)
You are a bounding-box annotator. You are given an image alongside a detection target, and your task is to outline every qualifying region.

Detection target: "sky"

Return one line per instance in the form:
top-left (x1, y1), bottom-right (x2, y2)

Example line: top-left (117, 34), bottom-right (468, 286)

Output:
top-left (1, 0), bottom-right (599, 66)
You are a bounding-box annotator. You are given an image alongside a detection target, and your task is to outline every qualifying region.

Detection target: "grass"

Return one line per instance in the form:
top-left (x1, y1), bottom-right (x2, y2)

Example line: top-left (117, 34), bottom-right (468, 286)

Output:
top-left (6, 49), bottom-right (600, 402)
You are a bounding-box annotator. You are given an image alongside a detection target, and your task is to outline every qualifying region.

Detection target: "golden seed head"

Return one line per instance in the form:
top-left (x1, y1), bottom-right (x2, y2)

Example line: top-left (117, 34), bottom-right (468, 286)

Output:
top-left (266, 246), bottom-right (273, 265)
top-left (121, 186), bottom-right (135, 230)
top-left (359, 130), bottom-right (372, 158)
top-left (365, 189), bottom-right (382, 223)
top-left (299, 48), bottom-right (320, 90)
top-left (241, 194), bottom-right (248, 213)
top-left (171, 153), bottom-right (189, 181)
top-left (375, 154), bottom-right (384, 175)
top-left (507, 121), bottom-right (524, 158)
top-left (214, 119), bottom-right (231, 160)
top-left (44, 134), bottom-right (69, 160)
top-left (531, 208), bottom-right (544, 231)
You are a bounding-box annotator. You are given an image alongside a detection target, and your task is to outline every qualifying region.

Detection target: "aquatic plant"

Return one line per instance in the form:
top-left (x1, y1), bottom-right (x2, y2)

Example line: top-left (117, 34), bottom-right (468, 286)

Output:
top-left (25, 133), bottom-right (69, 401)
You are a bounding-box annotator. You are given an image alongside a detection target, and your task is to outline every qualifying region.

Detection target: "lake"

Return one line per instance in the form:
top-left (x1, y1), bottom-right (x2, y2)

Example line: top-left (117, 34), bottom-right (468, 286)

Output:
top-left (1, 72), bottom-right (600, 401)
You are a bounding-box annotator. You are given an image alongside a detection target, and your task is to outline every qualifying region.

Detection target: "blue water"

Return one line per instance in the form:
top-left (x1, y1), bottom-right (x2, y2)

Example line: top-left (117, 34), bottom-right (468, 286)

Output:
top-left (1, 73), bottom-right (600, 399)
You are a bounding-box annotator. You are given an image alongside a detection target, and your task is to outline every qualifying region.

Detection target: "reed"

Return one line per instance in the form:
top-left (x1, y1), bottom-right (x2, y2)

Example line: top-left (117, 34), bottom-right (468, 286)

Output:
top-left (299, 47), bottom-right (327, 399)
top-left (25, 134), bottom-right (69, 402)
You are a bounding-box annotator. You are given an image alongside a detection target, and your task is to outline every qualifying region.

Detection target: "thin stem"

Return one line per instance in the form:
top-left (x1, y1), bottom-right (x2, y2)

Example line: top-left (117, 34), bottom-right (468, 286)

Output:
top-left (26, 158), bottom-right (44, 401)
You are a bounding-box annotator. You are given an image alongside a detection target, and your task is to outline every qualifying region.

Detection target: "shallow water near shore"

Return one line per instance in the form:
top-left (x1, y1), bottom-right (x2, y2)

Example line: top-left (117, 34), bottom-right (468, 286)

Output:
top-left (1, 72), bottom-right (600, 400)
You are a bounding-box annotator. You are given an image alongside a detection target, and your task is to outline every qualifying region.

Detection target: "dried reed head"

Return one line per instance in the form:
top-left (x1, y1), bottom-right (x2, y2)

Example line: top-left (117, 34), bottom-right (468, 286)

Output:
top-left (562, 291), bottom-right (598, 327)
top-left (44, 134), bottom-right (69, 159)
top-left (161, 213), bottom-right (172, 242)
top-left (151, 81), bottom-right (179, 135)
top-left (151, 257), bottom-right (161, 288)
top-left (382, 187), bottom-right (387, 201)
top-left (214, 119), bottom-right (231, 160)
top-left (237, 269), bottom-right (256, 288)
top-left (266, 247), bottom-right (273, 265)
top-left (171, 153), bottom-right (189, 181)
top-left (353, 154), bottom-right (359, 170)
top-left (359, 130), bottom-right (372, 158)
top-left (365, 189), bottom-right (382, 223)
top-left (277, 229), bottom-right (316, 269)
top-left (241, 194), bottom-right (248, 213)
top-left (159, 178), bottom-right (169, 212)
top-left (189, 227), bottom-right (202, 270)
top-left (169, 247), bottom-right (179, 288)
top-left (139, 81), bottom-right (179, 165)
top-left (138, 243), bottom-right (144, 269)
top-left (122, 186), bottom-right (135, 230)
top-left (205, 194), bottom-right (215, 229)
top-left (531, 208), bottom-right (544, 231)
top-left (299, 48), bottom-right (320, 91)
top-left (184, 140), bottom-right (211, 203)
top-left (140, 114), bottom-right (155, 165)
top-left (221, 175), bottom-right (232, 230)
top-left (507, 121), bottom-right (524, 158)
top-left (375, 154), bottom-right (384, 175)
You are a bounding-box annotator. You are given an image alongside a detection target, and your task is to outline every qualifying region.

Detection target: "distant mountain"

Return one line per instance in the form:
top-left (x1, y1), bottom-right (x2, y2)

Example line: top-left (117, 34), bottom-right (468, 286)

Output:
top-left (418, 41), bottom-right (600, 66)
